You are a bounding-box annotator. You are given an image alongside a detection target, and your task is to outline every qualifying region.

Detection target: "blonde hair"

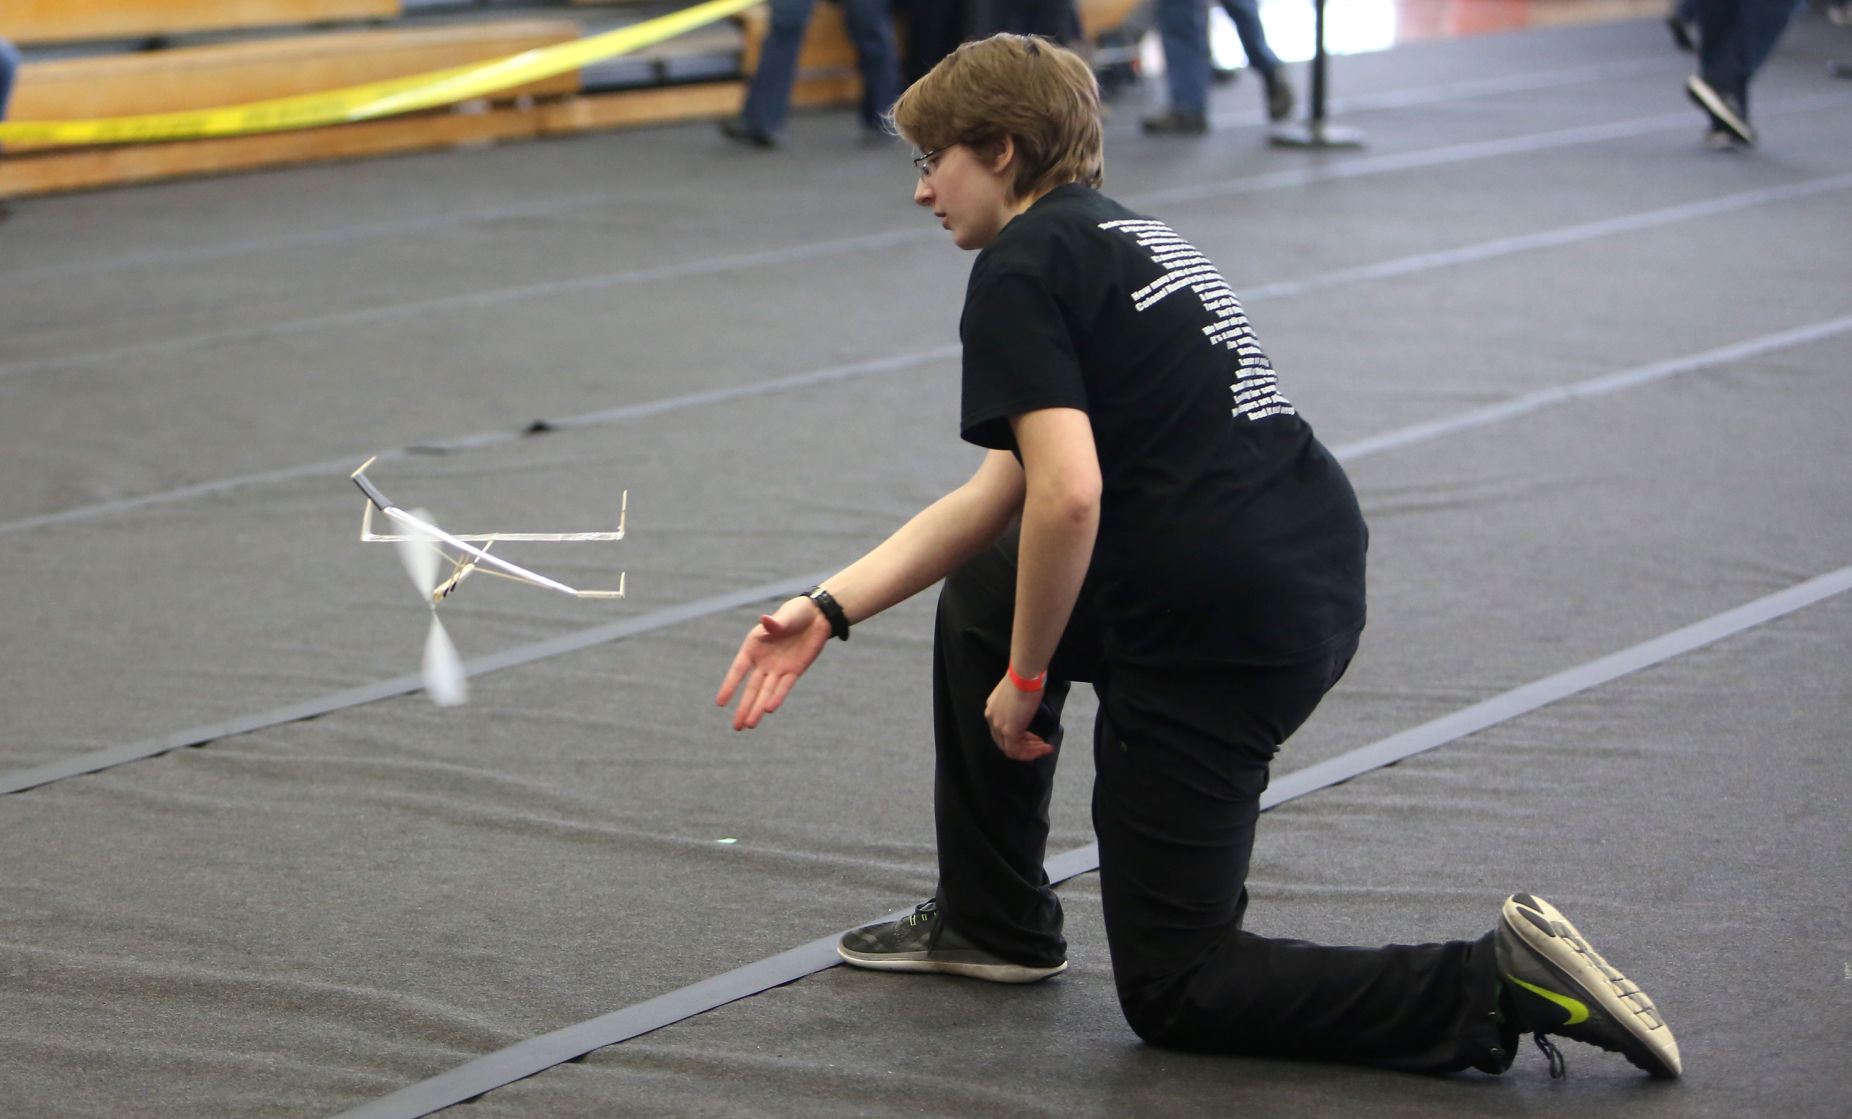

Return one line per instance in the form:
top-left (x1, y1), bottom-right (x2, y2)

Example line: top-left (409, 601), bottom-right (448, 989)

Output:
top-left (888, 34), bottom-right (1104, 199)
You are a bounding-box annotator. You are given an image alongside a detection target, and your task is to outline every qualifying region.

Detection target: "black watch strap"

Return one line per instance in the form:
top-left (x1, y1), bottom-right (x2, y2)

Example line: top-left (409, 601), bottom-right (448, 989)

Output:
top-left (804, 585), bottom-right (851, 641)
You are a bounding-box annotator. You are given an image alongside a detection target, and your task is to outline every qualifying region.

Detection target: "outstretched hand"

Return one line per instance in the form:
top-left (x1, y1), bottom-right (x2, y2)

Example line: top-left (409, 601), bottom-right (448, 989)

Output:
top-left (716, 597), bottom-right (831, 731)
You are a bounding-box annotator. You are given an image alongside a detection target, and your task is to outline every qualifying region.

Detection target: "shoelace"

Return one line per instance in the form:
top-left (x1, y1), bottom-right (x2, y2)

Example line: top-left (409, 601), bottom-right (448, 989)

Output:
top-left (1533, 1032), bottom-right (1568, 1079)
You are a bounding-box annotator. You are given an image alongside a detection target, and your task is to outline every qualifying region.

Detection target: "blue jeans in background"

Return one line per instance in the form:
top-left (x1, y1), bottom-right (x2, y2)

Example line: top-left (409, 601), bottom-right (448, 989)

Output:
top-left (973, 0), bottom-right (1073, 37)
top-left (0, 36), bottom-right (20, 118)
top-left (1694, 0), bottom-right (1800, 114)
top-left (1154, 0), bottom-right (1211, 117)
top-left (742, 0), bottom-right (901, 137)
top-left (1219, 0), bottom-right (1279, 79)
top-left (0, 36), bottom-right (21, 159)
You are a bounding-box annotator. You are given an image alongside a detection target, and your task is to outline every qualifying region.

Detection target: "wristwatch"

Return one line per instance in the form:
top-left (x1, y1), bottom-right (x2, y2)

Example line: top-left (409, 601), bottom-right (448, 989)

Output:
top-left (804, 585), bottom-right (851, 641)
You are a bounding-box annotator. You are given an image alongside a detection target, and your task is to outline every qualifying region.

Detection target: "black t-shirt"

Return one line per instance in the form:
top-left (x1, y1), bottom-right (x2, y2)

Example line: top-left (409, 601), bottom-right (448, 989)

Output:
top-left (959, 183), bottom-right (1366, 667)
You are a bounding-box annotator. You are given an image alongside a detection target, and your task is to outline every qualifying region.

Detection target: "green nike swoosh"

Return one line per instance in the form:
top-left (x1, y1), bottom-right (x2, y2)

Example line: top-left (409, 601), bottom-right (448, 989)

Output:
top-left (1508, 975), bottom-right (1590, 1025)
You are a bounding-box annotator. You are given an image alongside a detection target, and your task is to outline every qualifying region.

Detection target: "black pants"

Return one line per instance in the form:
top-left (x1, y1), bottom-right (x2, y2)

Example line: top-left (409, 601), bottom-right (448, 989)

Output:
top-left (931, 528), bottom-right (1507, 1073)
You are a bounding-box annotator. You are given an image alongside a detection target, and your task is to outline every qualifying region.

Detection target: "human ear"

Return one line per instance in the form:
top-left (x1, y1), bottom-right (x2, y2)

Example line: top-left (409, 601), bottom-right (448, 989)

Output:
top-left (990, 135), bottom-right (1017, 175)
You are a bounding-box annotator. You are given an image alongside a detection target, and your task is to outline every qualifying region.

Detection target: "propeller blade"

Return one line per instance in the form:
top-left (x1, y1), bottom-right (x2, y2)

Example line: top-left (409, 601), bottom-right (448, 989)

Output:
top-left (395, 507), bottom-right (443, 600)
top-left (423, 615), bottom-right (469, 707)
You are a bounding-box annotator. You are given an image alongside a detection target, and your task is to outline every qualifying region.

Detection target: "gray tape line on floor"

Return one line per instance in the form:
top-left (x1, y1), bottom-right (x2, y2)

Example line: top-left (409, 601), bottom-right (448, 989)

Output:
top-left (9, 88), bottom-right (1849, 389)
top-left (0, 573), bottom-right (832, 796)
top-left (328, 917), bottom-right (901, 1119)
top-left (0, 60), bottom-right (1686, 290)
top-left (0, 346), bottom-right (961, 537)
top-left (1262, 563), bottom-right (1852, 806)
top-left (7, 310), bottom-right (1846, 794)
top-left (328, 561), bottom-right (1852, 1119)
top-left (1328, 314), bottom-right (1852, 462)
top-left (1240, 173), bottom-right (1852, 304)
top-left (7, 289), bottom-right (1844, 540)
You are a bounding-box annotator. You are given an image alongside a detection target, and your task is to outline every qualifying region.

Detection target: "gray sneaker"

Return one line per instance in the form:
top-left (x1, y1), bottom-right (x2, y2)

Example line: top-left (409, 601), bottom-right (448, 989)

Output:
top-left (1704, 127), bottom-right (1747, 152)
top-left (838, 900), bottom-right (1067, 984)
top-left (1685, 75), bottom-right (1755, 145)
top-left (1494, 893), bottom-right (1682, 1078)
top-left (1265, 73), bottom-right (1295, 122)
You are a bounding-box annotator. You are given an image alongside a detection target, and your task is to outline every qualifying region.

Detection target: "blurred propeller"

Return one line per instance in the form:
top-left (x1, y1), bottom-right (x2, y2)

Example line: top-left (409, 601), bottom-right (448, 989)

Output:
top-left (393, 507), bottom-right (469, 707)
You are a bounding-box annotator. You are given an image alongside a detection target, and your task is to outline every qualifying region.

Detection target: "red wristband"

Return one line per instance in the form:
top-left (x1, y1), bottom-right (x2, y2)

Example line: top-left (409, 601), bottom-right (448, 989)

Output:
top-left (1006, 664), bottom-right (1046, 692)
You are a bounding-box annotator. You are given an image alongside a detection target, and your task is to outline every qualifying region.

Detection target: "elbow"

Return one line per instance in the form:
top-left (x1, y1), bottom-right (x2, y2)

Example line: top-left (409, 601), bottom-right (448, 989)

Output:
top-left (1036, 476), bottom-right (1101, 534)
top-left (1064, 484), bottom-right (1103, 531)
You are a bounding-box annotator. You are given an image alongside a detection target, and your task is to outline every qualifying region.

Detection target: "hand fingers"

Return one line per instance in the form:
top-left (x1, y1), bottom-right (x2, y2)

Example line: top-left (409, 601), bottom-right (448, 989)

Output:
top-left (717, 622), bottom-right (774, 706)
top-left (733, 670), bottom-right (767, 731)
top-left (736, 669), bottom-right (799, 731)
top-left (742, 675), bottom-right (780, 730)
top-left (1002, 739), bottom-right (1053, 761)
top-left (717, 651), bottom-right (751, 706)
top-left (763, 672), bottom-right (798, 715)
top-left (998, 731), bottom-right (1053, 762)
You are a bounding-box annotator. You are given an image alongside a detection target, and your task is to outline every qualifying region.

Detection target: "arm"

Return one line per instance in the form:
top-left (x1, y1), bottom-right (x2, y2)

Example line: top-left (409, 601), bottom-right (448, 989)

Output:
top-left (985, 406), bottom-right (1101, 761)
top-left (716, 449), bottom-right (1027, 730)
top-left (817, 447), bottom-right (1027, 625)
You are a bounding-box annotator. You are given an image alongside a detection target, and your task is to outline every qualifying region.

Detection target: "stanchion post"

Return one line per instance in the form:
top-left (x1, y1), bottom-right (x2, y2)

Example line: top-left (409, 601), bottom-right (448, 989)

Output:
top-left (1269, 0), bottom-right (1364, 148)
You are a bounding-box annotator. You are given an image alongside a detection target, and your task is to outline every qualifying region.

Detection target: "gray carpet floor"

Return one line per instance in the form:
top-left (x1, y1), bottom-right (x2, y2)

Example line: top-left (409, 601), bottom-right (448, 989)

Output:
top-left (1, 13), bottom-right (1849, 1118)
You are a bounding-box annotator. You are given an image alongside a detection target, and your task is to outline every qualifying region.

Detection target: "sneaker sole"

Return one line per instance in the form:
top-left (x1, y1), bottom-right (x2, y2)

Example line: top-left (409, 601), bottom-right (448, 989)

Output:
top-left (1499, 894), bottom-right (1682, 1078)
top-left (1685, 76), bottom-right (1755, 145)
top-left (836, 944), bottom-right (1067, 984)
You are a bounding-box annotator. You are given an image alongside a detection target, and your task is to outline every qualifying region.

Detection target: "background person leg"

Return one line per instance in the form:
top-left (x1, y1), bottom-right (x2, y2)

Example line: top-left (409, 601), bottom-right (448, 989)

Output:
top-left (1145, 0), bottom-right (1212, 132)
top-left (1219, 0), bottom-right (1294, 119)
top-left (725, 0), bottom-right (821, 144)
top-left (839, 0), bottom-right (903, 131)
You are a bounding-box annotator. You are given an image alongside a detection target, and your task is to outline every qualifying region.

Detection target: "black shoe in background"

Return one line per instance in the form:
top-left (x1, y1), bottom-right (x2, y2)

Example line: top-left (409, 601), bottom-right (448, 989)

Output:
top-left (1141, 110), bottom-right (1208, 136)
top-left (719, 116), bottom-right (778, 149)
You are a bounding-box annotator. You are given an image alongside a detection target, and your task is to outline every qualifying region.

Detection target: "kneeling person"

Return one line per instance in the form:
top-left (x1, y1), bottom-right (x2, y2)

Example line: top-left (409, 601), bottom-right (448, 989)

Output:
top-left (718, 33), bottom-right (1679, 1081)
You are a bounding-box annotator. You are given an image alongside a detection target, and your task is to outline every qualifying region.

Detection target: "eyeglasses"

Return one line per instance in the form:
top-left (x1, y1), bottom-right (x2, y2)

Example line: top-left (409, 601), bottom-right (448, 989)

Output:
top-left (912, 144), bottom-right (956, 178)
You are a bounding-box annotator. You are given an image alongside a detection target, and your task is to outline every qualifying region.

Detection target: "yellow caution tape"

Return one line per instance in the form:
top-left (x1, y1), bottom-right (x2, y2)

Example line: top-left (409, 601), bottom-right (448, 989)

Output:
top-left (0, 0), bottom-right (762, 147)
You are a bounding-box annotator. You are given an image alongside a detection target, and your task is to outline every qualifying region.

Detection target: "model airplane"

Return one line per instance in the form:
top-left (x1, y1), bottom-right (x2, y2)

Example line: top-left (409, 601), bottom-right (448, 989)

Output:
top-left (351, 456), bottom-right (626, 705)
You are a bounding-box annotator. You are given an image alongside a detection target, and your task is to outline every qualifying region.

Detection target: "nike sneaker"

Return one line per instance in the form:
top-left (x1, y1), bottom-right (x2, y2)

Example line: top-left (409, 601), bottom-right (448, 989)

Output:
top-left (1494, 893), bottom-right (1682, 1078)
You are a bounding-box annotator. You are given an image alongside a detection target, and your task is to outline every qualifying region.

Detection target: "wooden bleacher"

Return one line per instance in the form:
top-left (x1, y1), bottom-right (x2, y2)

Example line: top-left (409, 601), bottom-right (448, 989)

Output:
top-left (1, 0), bottom-right (400, 45)
top-left (0, 0), bottom-right (743, 197)
top-left (6, 21), bottom-right (585, 126)
top-left (0, 0), bottom-right (1135, 199)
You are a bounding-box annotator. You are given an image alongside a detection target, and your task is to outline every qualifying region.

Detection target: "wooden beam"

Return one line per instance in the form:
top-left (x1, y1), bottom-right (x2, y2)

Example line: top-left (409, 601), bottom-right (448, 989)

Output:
top-left (790, 74), bottom-right (862, 108)
top-left (9, 21), bottom-right (585, 120)
top-left (0, 104), bottom-right (544, 197)
top-left (736, 2), bottom-right (856, 76)
top-left (0, 0), bottom-right (402, 45)
top-left (1076, 0), bottom-right (1143, 38)
top-left (6, 21), bottom-right (586, 154)
top-left (539, 82), bottom-right (744, 133)
top-left (0, 0), bottom-right (1160, 199)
